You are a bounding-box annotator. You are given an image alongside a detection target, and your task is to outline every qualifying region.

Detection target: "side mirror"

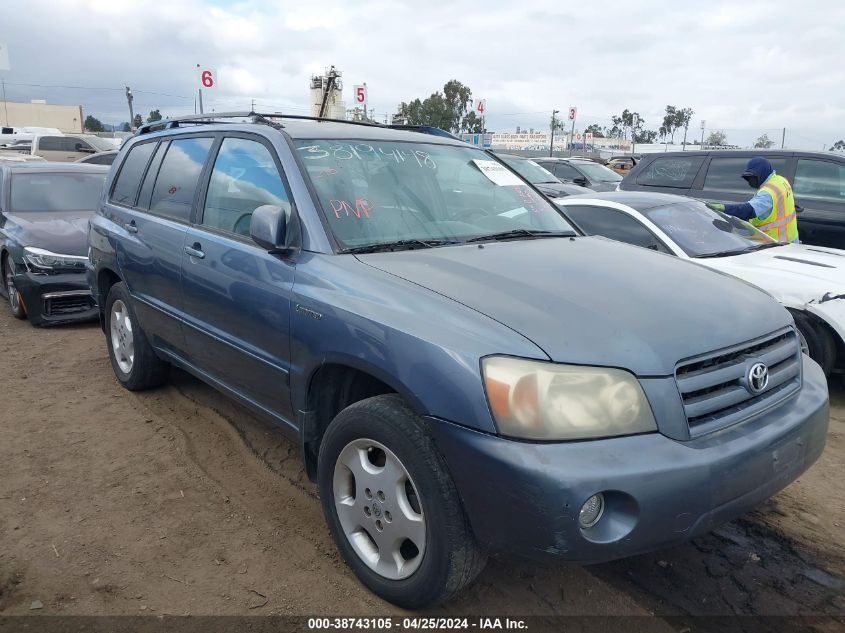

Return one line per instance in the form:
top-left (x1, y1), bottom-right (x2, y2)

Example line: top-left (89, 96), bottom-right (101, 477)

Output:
top-left (250, 203), bottom-right (297, 253)
top-left (75, 144), bottom-right (95, 153)
top-left (573, 177), bottom-right (588, 187)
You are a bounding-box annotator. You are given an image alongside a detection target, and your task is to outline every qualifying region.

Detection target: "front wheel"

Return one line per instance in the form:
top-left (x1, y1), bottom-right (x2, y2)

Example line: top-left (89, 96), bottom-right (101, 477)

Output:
top-left (791, 311), bottom-right (835, 376)
top-left (3, 254), bottom-right (26, 320)
top-left (318, 394), bottom-right (486, 608)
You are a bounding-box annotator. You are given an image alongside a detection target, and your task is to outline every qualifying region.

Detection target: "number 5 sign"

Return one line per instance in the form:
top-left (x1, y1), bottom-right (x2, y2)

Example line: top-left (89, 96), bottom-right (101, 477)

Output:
top-left (353, 84), bottom-right (368, 106)
top-left (199, 68), bottom-right (217, 89)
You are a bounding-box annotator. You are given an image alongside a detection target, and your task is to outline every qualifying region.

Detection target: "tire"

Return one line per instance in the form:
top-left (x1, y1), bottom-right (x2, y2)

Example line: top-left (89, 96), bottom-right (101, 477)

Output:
top-left (104, 282), bottom-right (169, 390)
top-left (792, 311), bottom-right (835, 376)
top-left (317, 394), bottom-right (486, 608)
top-left (3, 254), bottom-right (27, 320)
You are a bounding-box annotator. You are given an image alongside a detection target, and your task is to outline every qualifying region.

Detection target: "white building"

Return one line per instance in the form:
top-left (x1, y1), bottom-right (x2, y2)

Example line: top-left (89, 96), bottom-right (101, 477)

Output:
top-left (0, 100), bottom-right (83, 133)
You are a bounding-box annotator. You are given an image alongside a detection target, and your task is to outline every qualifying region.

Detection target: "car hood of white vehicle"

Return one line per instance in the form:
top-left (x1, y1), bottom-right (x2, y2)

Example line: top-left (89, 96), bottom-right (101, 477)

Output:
top-left (700, 243), bottom-right (845, 306)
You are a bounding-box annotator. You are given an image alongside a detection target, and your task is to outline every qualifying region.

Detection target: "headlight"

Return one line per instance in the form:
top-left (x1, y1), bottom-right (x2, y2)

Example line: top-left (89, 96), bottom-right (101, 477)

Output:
top-left (482, 356), bottom-right (657, 440)
top-left (23, 246), bottom-right (87, 272)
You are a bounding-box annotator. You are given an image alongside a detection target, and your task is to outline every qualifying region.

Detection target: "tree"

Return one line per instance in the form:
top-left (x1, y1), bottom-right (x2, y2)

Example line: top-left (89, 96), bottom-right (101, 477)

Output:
top-left (396, 80), bottom-right (482, 134)
top-left (585, 124), bottom-right (605, 138)
top-left (147, 109), bottom-right (162, 123)
top-left (634, 129), bottom-right (658, 144)
top-left (706, 130), bottom-right (728, 146)
top-left (675, 107), bottom-right (694, 145)
top-left (132, 114), bottom-right (143, 129)
top-left (755, 133), bottom-right (774, 149)
top-left (661, 105), bottom-right (679, 143)
top-left (829, 140), bottom-right (845, 151)
top-left (121, 122), bottom-right (131, 133)
top-left (84, 115), bottom-right (105, 132)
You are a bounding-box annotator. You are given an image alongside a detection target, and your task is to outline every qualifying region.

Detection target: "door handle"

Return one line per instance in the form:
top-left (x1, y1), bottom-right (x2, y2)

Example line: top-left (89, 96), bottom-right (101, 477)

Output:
top-left (184, 243), bottom-right (205, 259)
top-left (125, 221), bottom-right (138, 234)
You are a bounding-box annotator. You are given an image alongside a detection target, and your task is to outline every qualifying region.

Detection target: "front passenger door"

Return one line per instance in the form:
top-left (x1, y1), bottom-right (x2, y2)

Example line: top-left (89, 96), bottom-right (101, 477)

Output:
top-left (180, 135), bottom-right (296, 422)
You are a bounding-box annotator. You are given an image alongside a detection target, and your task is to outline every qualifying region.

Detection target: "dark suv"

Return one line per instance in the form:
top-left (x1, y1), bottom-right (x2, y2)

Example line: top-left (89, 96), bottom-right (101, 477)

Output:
top-left (619, 150), bottom-right (845, 248)
top-left (88, 113), bottom-right (828, 608)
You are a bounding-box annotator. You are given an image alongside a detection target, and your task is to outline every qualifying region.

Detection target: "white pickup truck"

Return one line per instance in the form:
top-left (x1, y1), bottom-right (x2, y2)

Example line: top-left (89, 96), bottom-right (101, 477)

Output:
top-left (0, 134), bottom-right (117, 162)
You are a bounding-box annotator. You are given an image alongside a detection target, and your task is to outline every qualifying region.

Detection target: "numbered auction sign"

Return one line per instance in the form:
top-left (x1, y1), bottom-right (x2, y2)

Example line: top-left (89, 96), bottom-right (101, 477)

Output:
top-left (353, 84), bottom-right (367, 106)
top-left (199, 68), bottom-right (217, 89)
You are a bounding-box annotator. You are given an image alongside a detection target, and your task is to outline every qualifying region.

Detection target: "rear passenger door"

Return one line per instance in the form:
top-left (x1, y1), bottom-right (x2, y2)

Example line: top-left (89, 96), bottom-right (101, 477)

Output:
top-left (180, 134), bottom-right (296, 422)
top-left (629, 155), bottom-right (705, 195)
top-left (109, 135), bottom-right (214, 353)
top-left (790, 158), bottom-right (845, 248)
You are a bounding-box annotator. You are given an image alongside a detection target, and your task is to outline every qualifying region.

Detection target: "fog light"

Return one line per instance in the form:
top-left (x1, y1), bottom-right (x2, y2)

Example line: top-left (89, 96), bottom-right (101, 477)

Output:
top-left (579, 493), bottom-right (605, 528)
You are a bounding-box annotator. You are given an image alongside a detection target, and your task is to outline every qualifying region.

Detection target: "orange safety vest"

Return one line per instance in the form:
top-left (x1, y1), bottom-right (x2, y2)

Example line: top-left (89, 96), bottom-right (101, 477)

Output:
top-left (751, 174), bottom-right (799, 242)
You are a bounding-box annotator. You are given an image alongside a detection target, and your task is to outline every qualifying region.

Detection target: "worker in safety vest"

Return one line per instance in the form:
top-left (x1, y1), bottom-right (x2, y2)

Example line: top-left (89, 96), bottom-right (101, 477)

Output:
top-left (706, 157), bottom-right (798, 243)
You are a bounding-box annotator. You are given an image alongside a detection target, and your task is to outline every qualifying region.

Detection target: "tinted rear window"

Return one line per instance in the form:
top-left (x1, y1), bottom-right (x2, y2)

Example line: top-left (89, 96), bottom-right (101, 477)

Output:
top-left (636, 156), bottom-right (705, 188)
top-left (10, 172), bottom-right (106, 212)
top-left (148, 137), bottom-right (213, 222)
top-left (704, 157), bottom-right (788, 193)
top-left (110, 142), bottom-right (156, 206)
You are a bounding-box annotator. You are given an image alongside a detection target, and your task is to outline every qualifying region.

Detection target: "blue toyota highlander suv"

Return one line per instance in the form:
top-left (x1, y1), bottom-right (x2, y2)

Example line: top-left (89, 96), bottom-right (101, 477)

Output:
top-left (88, 113), bottom-right (829, 608)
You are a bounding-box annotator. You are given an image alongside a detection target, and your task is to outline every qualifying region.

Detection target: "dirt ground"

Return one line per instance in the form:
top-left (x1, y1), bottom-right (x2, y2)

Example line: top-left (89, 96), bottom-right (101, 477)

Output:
top-left (0, 308), bottom-right (843, 624)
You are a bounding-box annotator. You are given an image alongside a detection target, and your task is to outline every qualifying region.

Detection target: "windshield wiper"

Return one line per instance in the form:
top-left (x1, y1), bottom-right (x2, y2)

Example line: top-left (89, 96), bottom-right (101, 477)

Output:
top-left (340, 238), bottom-right (460, 254)
top-left (465, 229), bottom-right (576, 243)
top-left (694, 243), bottom-right (781, 258)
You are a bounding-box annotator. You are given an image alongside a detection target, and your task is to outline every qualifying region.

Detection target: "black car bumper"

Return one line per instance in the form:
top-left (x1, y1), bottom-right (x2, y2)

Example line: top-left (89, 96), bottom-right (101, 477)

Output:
top-left (14, 271), bottom-right (98, 326)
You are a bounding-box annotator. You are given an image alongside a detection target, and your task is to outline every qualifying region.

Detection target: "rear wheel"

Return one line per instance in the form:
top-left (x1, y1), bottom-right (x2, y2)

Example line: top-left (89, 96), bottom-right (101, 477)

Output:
top-left (3, 254), bottom-right (26, 320)
top-left (105, 282), bottom-right (169, 390)
top-left (318, 394), bottom-right (486, 608)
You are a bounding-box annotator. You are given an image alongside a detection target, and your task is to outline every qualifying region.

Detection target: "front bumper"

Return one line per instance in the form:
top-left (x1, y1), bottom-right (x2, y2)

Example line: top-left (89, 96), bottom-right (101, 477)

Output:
top-left (427, 355), bottom-right (829, 563)
top-left (14, 271), bottom-right (98, 326)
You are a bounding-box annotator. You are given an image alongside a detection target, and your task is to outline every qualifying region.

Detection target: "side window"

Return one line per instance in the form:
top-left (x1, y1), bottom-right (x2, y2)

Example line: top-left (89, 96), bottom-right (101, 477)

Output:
top-left (149, 137), bottom-right (213, 222)
top-left (636, 156), bottom-right (705, 188)
top-left (201, 137), bottom-right (289, 237)
top-left (704, 157), bottom-right (788, 192)
top-left (64, 137), bottom-right (91, 152)
top-left (110, 141), bottom-right (157, 206)
top-left (38, 136), bottom-right (64, 151)
top-left (137, 141), bottom-right (168, 209)
top-left (553, 162), bottom-right (582, 181)
top-left (564, 205), bottom-right (670, 252)
top-left (793, 159), bottom-right (845, 203)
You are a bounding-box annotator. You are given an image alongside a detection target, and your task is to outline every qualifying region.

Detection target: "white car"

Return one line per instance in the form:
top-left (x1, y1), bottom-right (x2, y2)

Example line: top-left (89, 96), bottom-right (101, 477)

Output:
top-left (556, 191), bottom-right (845, 374)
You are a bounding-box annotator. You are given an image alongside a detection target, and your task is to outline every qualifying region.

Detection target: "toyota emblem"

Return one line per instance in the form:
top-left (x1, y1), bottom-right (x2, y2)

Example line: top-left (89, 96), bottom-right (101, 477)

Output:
top-left (747, 362), bottom-right (769, 394)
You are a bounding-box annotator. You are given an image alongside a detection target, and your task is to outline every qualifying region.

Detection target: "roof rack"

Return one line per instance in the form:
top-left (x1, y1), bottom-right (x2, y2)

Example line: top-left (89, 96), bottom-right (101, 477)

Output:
top-left (136, 111), bottom-right (383, 136)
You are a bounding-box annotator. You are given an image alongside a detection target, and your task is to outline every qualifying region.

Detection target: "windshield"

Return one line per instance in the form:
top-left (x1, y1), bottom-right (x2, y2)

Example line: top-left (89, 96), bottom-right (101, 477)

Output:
top-left (500, 157), bottom-right (559, 184)
top-left (641, 200), bottom-right (776, 257)
top-left (86, 136), bottom-right (116, 152)
top-left (574, 162), bottom-right (622, 183)
top-left (295, 139), bottom-right (575, 248)
top-left (10, 172), bottom-right (106, 212)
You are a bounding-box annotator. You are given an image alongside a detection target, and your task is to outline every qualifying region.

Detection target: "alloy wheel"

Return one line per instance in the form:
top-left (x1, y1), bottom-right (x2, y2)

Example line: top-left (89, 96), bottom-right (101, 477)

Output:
top-left (333, 438), bottom-right (426, 580)
top-left (110, 299), bottom-right (135, 374)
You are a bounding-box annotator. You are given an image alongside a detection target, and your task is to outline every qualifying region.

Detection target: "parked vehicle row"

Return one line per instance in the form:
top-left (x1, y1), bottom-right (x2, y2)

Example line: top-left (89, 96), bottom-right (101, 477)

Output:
top-left (0, 115), bottom-right (834, 609)
top-left (619, 149), bottom-right (845, 249)
top-left (534, 156), bottom-right (623, 191)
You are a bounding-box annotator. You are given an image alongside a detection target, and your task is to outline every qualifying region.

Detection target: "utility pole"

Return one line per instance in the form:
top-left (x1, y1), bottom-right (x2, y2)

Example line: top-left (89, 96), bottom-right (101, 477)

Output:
top-left (125, 86), bottom-right (135, 132)
top-left (700, 120), bottom-right (705, 147)
top-left (781, 127), bottom-right (786, 149)
top-left (251, 98), bottom-right (255, 112)
top-left (632, 113), bottom-right (639, 155)
top-left (196, 64), bottom-right (204, 114)
top-left (549, 110), bottom-right (559, 157)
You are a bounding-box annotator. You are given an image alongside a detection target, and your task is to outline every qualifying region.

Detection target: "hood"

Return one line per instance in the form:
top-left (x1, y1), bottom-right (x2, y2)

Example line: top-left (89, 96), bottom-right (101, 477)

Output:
top-left (744, 157), bottom-right (774, 185)
top-left (534, 182), bottom-right (594, 197)
top-left (701, 243), bottom-right (845, 307)
top-left (2, 211), bottom-right (93, 256)
top-left (357, 237), bottom-right (790, 376)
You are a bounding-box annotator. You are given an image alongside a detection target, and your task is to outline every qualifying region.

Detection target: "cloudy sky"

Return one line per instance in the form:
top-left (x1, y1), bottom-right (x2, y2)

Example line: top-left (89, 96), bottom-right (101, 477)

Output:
top-left (2, 0), bottom-right (843, 148)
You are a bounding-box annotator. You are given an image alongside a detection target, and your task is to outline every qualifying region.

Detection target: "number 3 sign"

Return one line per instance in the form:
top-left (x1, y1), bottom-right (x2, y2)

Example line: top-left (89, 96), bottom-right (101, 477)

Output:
top-left (199, 68), bottom-right (217, 89)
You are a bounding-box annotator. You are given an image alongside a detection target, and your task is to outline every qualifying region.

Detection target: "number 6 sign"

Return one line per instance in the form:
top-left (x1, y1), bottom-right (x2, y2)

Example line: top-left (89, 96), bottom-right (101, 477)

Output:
top-left (199, 68), bottom-right (217, 89)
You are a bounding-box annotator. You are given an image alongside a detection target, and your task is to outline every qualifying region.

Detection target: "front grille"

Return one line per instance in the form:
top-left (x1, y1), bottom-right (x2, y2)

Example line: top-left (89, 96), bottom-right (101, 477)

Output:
top-left (675, 328), bottom-right (802, 436)
top-left (44, 293), bottom-right (95, 317)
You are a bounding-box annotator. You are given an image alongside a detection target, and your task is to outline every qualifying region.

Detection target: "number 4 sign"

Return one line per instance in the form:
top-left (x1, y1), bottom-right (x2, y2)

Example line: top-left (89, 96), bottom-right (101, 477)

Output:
top-left (199, 68), bottom-right (217, 89)
top-left (353, 84), bottom-right (368, 106)
top-left (476, 99), bottom-right (486, 115)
